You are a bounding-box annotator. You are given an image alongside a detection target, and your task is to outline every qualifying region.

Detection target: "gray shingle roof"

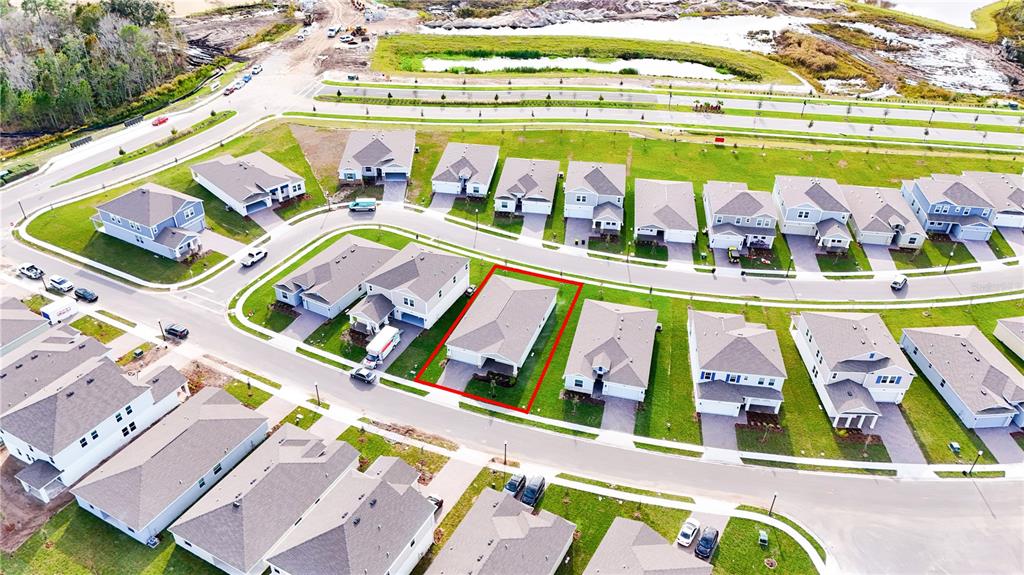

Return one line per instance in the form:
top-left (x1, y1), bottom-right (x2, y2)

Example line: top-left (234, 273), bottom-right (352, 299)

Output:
top-left (192, 152), bottom-right (300, 203)
top-left (170, 425), bottom-right (359, 574)
top-left (0, 297), bottom-right (48, 351)
top-left (594, 202), bottom-right (624, 224)
top-left (689, 310), bottom-right (786, 378)
top-left (431, 143), bottom-right (499, 185)
top-left (1, 328), bottom-right (108, 415)
top-left (427, 489), bottom-right (576, 575)
top-left (910, 175), bottom-right (994, 208)
top-left (95, 183), bottom-right (200, 227)
top-left (348, 293), bottom-right (395, 325)
top-left (634, 179), bottom-right (697, 233)
top-left (15, 459), bottom-right (62, 491)
top-left (339, 129), bottom-right (416, 172)
top-left (72, 388), bottom-right (267, 532)
top-left (703, 181), bottom-right (774, 218)
top-left (267, 457), bottom-right (435, 575)
top-left (774, 175), bottom-right (850, 213)
top-left (154, 226), bottom-right (198, 249)
top-left (962, 171), bottom-right (1024, 212)
top-left (815, 218), bottom-right (850, 239)
top-left (996, 316), bottom-right (1024, 349)
top-left (825, 379), bottom-right (881, 415)
top-left (565, 162), bottom-right (626, 197)
top-left (365, 243), bottom-right (469, 300)
top-left (843, 185), bottom-right (925, 237)
top-left (494, 158), bottom-right (559, 203)
top-left (446, 275), bottom-right (557, 365)
top-left (708, 222), bottom-right (777, 238)
top-left (799, 312), bottom-right (912, 375)
top-left (276, 235), bottom-right (397, 304)
top-left (564, 300), bottom-right (658, 390)
top-left (903, 326), bottom-right (1024, 415)
top-left (583, 517), bottom-right (712, 575)
top-left (695, 379), bottom-right (783, 404)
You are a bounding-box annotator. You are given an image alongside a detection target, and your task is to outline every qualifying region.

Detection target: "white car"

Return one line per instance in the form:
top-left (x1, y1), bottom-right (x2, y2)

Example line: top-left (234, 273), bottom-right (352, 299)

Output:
top-left (240, 249), bottom-right (268, 267)
top-left (232, 79), bottom-right (244, 91)
top-left (18, 263), bottom-right (43, 279)
top-left (47, 275), bottom-right (74, 293)
top-left (251, 64), bottom-right (263, 75)
top-left (327, 27), bottom-right (339, 37)
top-left (676, 518), bottom-right (701, 547)
top-left (890, 274), bottom-right (908, 291)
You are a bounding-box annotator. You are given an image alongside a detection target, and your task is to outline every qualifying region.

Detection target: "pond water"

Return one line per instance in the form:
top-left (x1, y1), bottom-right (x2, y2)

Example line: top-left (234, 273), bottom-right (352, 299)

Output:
top-left (420, 14), bottom-right (817, 54)
top-left (421, 56), bottom-right (735, 80)
top-left (880, 0), bottom-right (994, 29)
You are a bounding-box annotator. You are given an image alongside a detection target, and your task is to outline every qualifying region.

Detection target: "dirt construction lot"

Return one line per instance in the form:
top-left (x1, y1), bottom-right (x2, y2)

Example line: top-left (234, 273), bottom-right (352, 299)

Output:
top-left (0, 447), bottom-right (73, 553)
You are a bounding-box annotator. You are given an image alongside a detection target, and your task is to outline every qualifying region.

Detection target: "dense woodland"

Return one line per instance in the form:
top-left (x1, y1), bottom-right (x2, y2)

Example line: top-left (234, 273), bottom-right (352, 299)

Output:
top-left (0, 0), bottom-right (189, 133)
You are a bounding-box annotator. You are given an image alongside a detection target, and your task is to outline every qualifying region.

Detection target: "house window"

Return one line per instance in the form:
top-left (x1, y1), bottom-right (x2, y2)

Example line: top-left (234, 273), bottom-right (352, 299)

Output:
top-left (734, 217), bottom-right (742, 224)
top-left (184, 541), bottom-right (192, 548)
top-left (868, 352), bottom-right (875, 359)
top-left (941, 205), bottom-right (950, 214)
top-left (797, 210), bottom-right (810, 219)
top-left (756, 218), bottom-right (764, 227)
top-left (129, 422), bottom-right (136, 432)
top-left (403, 297), bottom-right (414, 307)
top-left (198, 478), bottom-right (206, 488)
top-left (982, 209), bottom-right (989, 217)
top-left (116, 412), bottom-right (123, 422)
top-left (962, 208), bottom-right (971, 216)
top-left (122, 427), bottom-right (130, 437)
top-left (112, 215), bottom-right (122, 224)
top-left (80, 438), bottom-right (88, 448)
top-left (214, 463), bottom-right (222, 475)
top-left (726, 374), bottom-right (740, 383)
top-left (715, 216), bottom-right (723, 224)
top-left (437, 290), bottom-right (442, 299)
top-left (184, 207), bottom-right (195, 219)
top-left (757, 377), bottom-right (765, 385)
top-left (125, 405), bottom-right (133, 415)
top-left (573, 378), bottom-right (584, 388)
top-left (907, 237), bottom-right (917, 245)
top-left (700, 371), bottom-right (713, 380)
top-left (575, 195), bottom-right (587, 203)
top-left (90, 430), bottom-right (99, 440)
top-left (452, 276), bottom-right (457, 284)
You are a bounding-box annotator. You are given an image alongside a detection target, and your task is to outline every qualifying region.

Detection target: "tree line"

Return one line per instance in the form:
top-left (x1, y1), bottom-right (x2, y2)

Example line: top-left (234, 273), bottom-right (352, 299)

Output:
top-left (0, 0), bottom-right (188, 133)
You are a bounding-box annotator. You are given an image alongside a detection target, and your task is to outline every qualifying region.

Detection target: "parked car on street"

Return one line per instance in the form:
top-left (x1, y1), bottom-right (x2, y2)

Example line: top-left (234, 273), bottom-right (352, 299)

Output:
top-left (240, 249), bottom-right (268, 267)
top-left (18, 263), bottom-right (43, 279)
top-left (251, 64), bottom-right (263, 75)
top-left (350, 367), bottom-right (377, 384)
top-left (74, 287), bottom-right (98, 302)
top-left (503, 473), bottom-right (526, 497)
top-left (232, 79), bottom-right (244, 91)
top-left (223, 85), bottom-right (235, 96)
top-left (151, 116), bottom-right (169, 126)
top-left (676, 518), bottom-right (701, 547)
top-left (694, 526), bottom-right (719, 560)
top-left (348, 198), bottom-right (377, 212)
top-left (520, 475), bottom-right (546, 507)
top-left (47, 275), bottom-right (74, 293)
top-left (164, 323), bottom-right (189, 339)
top-left (890, 274), bottom-right (908, 291)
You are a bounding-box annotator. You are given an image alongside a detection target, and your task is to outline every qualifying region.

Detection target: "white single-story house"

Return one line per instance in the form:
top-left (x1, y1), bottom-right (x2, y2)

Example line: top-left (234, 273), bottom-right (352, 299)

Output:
top-left (493, 157), bottom-right (559, 216)
top-left (338, 129), bottom-right (416, 184)
top-left (994, 316), bottom-right (1024, 361)
top-left (430, 143), bottom-right (499, 197)
top-left (634, 178), bottom-right (698, 244)
top-left (191, 152), bottom-right (305, 216)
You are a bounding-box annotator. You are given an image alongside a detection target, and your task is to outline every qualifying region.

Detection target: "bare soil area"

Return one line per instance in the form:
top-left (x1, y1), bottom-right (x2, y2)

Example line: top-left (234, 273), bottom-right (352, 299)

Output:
top-left (182, 360), bottom-right (233, 393)
top-left (0, 448), bottom-right (73, 553)
top-left (175, 6), bottom-right (290, 57)
top-left (291, 123), bottom-right (346, 195)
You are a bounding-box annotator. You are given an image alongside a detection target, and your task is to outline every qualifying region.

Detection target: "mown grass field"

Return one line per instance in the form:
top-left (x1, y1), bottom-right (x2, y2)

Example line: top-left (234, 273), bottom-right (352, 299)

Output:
top-left (337, 426), bottom-right (449, 479)
top-left (69, 315), bottom-right (124, 344)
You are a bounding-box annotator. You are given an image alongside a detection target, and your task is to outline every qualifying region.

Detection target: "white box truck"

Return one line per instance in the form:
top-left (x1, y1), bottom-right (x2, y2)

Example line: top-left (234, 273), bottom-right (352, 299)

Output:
top-left (363, 326), bottom-right (400, 368)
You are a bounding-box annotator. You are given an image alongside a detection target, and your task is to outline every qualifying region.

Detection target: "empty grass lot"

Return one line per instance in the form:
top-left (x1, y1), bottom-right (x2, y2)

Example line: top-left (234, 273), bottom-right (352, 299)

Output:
top-left (20, 293), bottom-right (52, 313)
top-left (25, 123), bottom-right (323, 283)
top-left (2, 505), bottom-right (221, 575)
top-left (223, 379), bottom-right (273, 409)
top-left (69, 315), bottom-right (124, 344)
top-left (337, 426), bottom-right (449, 479)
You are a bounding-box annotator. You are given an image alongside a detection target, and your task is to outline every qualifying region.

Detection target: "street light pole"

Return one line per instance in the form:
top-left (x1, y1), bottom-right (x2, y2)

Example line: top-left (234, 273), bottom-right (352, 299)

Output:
top-left (943, 248), bottom-right (955, 274)
top-left (314, 382), bottom-right (321, 407)
top-left (963, 450), bottom-right (983, 476)
top-left (158, 320), bottom-right (166, 342)
top-left (768, 492), bottom-right (778, 516)
top-left (503, 441), bottom-right (508, 466)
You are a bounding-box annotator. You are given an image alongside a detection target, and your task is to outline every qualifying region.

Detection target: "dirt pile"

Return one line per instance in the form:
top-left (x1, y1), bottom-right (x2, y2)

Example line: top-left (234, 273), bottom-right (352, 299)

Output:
top-left (425, 0), bottom-right (681, 29)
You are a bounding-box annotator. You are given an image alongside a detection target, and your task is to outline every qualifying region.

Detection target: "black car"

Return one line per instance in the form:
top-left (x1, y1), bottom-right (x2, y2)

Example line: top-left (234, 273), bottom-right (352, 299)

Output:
top-left (520, 475), bottom-right (546, 507)
top-left (164, 323), bottom-right (189, 339)
top-left (503, 473), bottom-right (526, 497)
top-left (694, 526), bottom-right (719, 560)
top-left (73, 287), bottom-right (98, 302)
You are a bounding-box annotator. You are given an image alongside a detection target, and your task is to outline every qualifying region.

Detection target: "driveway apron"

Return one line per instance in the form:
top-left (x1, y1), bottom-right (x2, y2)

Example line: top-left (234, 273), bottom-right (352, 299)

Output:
top-left (428, 193), bottom-right (455, 213)
top-left (520, 213), bottom-right (547, 240)
top-left (563, 217), bottom-right (592, 247)
top-left (872, 404), bottom-right (926, 464)
top-left (666, 242), bottom-right (693, 264)
top-left (963, 239), bottom-right (996, 262)
top-left (600, 397), bottom-right (637, 433)
top-left (975, 427), bottom-right (1024, 464)
top-left (701, 413), bottom-right (742, 451)
top-left (862, 244), bottom-right (897, 271)
top-left (787, 236), bottom-right (821, 272)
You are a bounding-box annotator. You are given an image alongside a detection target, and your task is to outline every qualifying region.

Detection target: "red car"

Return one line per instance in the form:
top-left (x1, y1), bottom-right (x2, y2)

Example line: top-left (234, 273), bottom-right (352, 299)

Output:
top-left (152, 116), bottom-right (169, 126)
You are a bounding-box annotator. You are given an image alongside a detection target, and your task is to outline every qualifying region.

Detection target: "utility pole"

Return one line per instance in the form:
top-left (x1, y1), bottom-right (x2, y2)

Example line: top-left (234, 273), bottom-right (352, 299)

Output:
top-left (314, 382), bottom-right (321, 407)
top-left (158, 321), bottom-right (166, 341)
top-left (503, 441), bottom-right (508, 466)
top-left (768, 492), bottom-right (778, 516)
top-left (963, 450), bottom-right (984, 476)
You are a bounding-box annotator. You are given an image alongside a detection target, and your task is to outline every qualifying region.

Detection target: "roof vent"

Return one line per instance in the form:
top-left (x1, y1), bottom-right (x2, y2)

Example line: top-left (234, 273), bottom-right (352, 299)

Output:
top-left (233, 500), bottom-right (241, 508)
top-left (847, 391), bottom-right (854, 397)
top-left (86, 378), bottom-right (94, 384)
top-left (980, 388), bottom-right (987, 395)
top-left (353, 517), bottom-right (361, 526)
top-left (66, 391), bottom-right (75, 398)
top-left (79, 343), bottom-right (86, 349)
top-left (30, 354), bottom-right (38, 360)
top-left (369, 498), bottom-right (377, 507)
top-left (15, 363), bottom-right (22, 369)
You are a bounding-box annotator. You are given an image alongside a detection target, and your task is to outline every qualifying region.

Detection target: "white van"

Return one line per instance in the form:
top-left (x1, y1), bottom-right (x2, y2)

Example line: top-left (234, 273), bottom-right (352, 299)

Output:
top-left (363, 326), bottom-right (400, 368)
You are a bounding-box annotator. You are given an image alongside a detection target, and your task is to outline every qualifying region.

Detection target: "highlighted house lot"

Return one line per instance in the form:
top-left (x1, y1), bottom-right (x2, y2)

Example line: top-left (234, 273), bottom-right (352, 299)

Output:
top-left (415, 265), bottom-right (582, 412)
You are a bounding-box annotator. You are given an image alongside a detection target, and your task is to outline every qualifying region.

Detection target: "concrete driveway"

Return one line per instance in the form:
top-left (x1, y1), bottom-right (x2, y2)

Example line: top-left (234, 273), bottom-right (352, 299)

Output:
top-left (418, 459), bottom-right (483, 520)
top-left (975, 427), bottom-right (1024, 464)
top-left (963, 240), bottom-right (996, 262)
top-left (383, 179), bottom-right (407, 203)
top-left (379, 322), bottom-right (425, 375)
top-left (309, 415), bottom-right (348, 441)
top-left (428, 193), bottom-right (455, 213)
top-left (862, 244), bottom-right (896, 271)
top-left (1000, 228), bottom-right (1024, 258)
top-left (435, 360), bottom-right (478, 392)
top-left (521, 213), bottom-right (547, 240)
top-left (600, 397), bottom-right (637, 433)
top-left (666, 242), bottom-right (693, 264)
top-left (248, 207), bottom-right (285, 231)
top-left (281, 309), bottom-right (324, 341)
top-left (787, 236), bottom-right (821, 272)
top-left (255, 395), bottom-right (294, 424)
top-left (201, 229), bottom-right (247, 257)
top-left (564, 217), bottom-right (592, 247)
top-left (872, 404), bottom-right (926, 464)
top-left (701, 413), bottom-right (743, 450)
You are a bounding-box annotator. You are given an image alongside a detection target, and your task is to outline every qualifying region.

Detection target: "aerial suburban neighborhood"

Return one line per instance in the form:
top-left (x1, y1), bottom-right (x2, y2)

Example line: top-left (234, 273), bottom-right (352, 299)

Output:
top-left (2, 1), bottom-right (1024, 574)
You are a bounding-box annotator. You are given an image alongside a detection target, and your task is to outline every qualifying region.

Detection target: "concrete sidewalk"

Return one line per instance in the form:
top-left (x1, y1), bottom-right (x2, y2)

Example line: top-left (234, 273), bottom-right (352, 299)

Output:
top-left (418, 458), bottom-right (483, 521)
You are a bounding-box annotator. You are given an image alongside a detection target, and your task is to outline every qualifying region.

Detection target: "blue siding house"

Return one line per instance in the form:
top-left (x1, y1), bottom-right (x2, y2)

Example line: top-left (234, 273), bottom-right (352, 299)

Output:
top-left (92, 184), bottom-right (206, 261)
top-left (900, 175), bottom-right (995, 241)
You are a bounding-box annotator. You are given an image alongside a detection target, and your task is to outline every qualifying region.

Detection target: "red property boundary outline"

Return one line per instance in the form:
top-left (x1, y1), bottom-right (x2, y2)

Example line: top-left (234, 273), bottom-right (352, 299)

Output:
top-left (413, 264), bottom-right (584, 413)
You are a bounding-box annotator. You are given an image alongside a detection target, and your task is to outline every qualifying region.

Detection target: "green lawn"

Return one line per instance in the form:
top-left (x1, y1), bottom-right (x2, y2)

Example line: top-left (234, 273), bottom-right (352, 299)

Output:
top-left (634, 442), bottom-right (703, 458)
top-left (95, 309), bottom-right (136, 327)
top-left (737, 505), bottom-right (826, 562)
top-left (223, 379), bottom-right (273, 409)
top-left (816, 232), bottom-right (872, 274)
top-left (2, 505), bottom-right (222, 575)
top-left (988, 228), bottom-right (1016, 261)
top-left (387, 294), bottom-right (469, 381)
top-left (712, 517), bottom-right (818, 575)
top-left (303, 314), bottom-right (367, 363)
top-left (279, 405), bottom-right (322, 430)
top-left (556, 473), bottom-right (694, 503)
top-left (739, 231), bottom-right (792, 272)
top-left (21, 294), bottom-right (52, 313)
top-left (891, 236), bottom-right (975, 271)
top-left (69, 315), bottom-right (125, 344)
top-left (337, 426), bottom-right (449, 480)
top-left (25, 122), bottom-right (325, 283)
top-left (116, 342), bottom-right (154, 366)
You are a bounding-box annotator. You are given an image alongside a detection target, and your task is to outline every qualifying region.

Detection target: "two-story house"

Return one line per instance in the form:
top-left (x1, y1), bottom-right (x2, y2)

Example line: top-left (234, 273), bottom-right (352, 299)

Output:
top-left (634, 179), bottom-right (698, 245)
top-left (0, 326), bottom-right (190, 503)
top-left (562, 300), bottom-right (658, 402)
top-left (791, 312), bottom-right (915, 429)
top-left (171, 426), bottom-right (360, 575)
top-left (773, 176), bottom-right (852, 252)
top-left (702, 181), bottom-right (777, 251)
top-left (349, 242), bottom-right (470, 331)
top-left (563, 161), bottom-right (627, 237)
top-left (338, 129), bottom-right (416, 184)
top-left (72, 388), bottom-right (267, 546)
top-left (493, 157), bottom-right (560, 216)
top-left (688, 310), bottom-right (787, 417)
top-left (430, 142), bottom-right (499, 197)
top-left (92, 184), bottom-right (205, 261)
top-left (901, 326), bottom-right (1024, 429)
top-left (900, 175), bottom-right (995, 241)
top-left (192, 152), bottom-right (305, 216)
top-left (1, 297), bottom-right (49, 356)
top-left (843, 184), bottom-right (927, 249)
top-left (961, 170), bottom-right (1024, 229)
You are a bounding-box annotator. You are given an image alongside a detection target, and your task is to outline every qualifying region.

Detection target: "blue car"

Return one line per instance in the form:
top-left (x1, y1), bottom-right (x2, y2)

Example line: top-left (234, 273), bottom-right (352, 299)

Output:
top-left (243, 73), bottom-right (252, 83)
